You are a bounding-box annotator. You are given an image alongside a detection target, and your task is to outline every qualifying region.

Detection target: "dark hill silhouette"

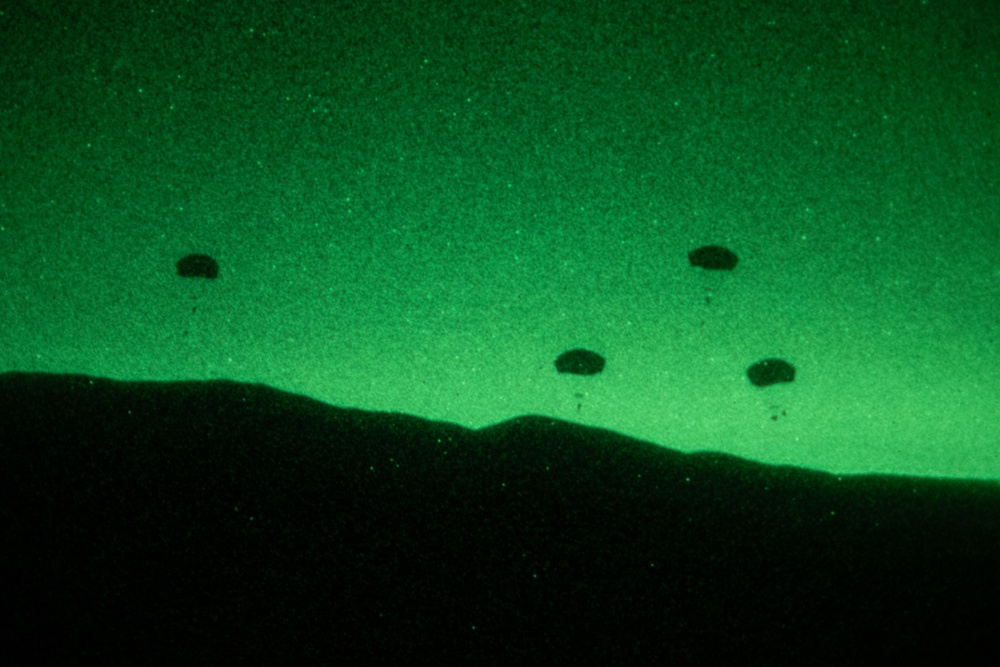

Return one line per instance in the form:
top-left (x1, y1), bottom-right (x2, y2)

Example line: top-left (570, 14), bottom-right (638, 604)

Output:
top-left (1, 372), bottom-right (997, 665)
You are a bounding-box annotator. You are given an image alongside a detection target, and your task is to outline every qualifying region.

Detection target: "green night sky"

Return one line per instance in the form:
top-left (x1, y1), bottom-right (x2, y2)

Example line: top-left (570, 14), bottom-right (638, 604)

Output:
top-left (1, 0), bottom-right (997, 477)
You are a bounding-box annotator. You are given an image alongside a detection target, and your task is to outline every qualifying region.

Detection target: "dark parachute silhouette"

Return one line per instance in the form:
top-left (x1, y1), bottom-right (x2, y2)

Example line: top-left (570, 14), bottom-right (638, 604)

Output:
top-left (554, 349), bottom-right (606, 376)
top-left (688, 245), bottom-right (738, 271)
top-left (746, 358), bottom-right (795, 387)
top-left (176, 254), bottom-right (220, 279)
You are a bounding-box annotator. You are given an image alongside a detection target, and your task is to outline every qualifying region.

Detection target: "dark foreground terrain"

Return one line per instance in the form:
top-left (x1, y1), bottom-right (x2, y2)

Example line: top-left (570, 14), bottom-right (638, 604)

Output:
top-left (1, 372), bottom-right (997, 664)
